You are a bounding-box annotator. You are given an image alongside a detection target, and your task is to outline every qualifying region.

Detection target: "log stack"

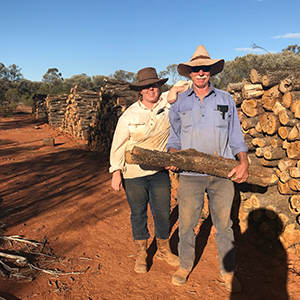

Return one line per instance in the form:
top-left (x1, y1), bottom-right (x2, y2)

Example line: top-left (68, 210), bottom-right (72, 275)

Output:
top-left (88, 78), bottom-right (137, 152)
top-left (61, 86), bottom-right (101, 142)
top-left (32, 94), bottom-right (47, 120)
top-left (45, 94), bottom-right (68, 127)
top-left (228, 68), bottom-right (300, 255)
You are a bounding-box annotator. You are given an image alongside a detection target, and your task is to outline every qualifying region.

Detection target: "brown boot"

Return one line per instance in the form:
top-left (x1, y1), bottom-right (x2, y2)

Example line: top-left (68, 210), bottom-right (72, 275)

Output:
top-left (155, 238), bottom-right (180, 266)
top-left (171, 267), bottom-right (190, 286)
top-left (220, 273), bottom-right (242, 293)
top-left (134, 240), bottom-right (147, 273)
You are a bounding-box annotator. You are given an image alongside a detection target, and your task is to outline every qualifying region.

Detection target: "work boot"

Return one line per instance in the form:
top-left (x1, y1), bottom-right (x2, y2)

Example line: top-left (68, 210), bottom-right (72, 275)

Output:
top-left (134, 240), bottom-right (147, 273)
top-left (171, 267), bottom-right (190, 286)
top-left (220, 273), bottom-right (242, 293)
top-left (156, 238), bottom-right (180, 266)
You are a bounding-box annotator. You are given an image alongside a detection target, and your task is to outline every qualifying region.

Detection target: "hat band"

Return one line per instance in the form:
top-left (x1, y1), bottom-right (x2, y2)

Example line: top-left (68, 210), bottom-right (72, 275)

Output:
top-left (191, 55), bottom-right (210, 62)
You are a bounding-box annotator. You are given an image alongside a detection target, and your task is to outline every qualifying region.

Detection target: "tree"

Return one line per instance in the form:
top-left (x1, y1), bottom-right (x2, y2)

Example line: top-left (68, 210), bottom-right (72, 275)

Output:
top-left (92, 75), bottom-right (108, 92)
top-left (3, 88), bottom-right (20, 112)
top-left (109, 69), bottom-right (135, 82)
top-left (42, 68), bottom-right (64, 84)
top-left (63, 73), bottom-right (93, 92)
top-left (159, 64), bottom-right (186, 86)
top-left (283, 44), bottom-right (300, 55)
top-left (6, 64), bottom-right (23, 81)
top-left (0, 63), bottom-right (7, 79)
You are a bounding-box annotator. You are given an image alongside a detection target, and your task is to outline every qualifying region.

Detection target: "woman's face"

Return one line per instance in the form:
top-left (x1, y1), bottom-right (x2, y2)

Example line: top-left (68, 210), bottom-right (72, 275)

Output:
top-left (140, 83), bottom-right (160, 107)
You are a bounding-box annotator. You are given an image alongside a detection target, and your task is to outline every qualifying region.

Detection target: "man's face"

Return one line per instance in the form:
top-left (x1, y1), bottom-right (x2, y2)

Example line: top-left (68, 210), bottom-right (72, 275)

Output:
top-left (189, 65), bottom-right (211, 89)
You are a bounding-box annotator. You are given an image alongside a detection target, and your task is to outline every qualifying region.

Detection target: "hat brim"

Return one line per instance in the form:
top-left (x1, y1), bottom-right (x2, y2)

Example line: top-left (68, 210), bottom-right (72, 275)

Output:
top-left (177, 59), bottom-right (224, 78)
top-left (129, 78), bottom-right (168, 90)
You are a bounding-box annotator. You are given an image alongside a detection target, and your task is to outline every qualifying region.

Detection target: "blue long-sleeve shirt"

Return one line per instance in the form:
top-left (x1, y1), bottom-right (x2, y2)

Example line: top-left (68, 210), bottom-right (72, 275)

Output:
top-left (167, 84), bottom-right (248, 176)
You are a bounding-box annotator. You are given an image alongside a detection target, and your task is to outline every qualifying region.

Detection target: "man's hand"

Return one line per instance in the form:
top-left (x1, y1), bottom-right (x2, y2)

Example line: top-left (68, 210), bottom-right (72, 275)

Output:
top-left (111, 170), bottom-right (123, 191)
top-left (228, 152), bottom-right (249, 183)
top-left (165, 148), bottom-right (179, 171)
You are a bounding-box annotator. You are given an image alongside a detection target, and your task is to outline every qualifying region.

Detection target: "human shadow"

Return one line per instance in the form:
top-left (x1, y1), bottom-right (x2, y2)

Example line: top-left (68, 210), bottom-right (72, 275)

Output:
top-left (146, 204), bottom-right (179, 269)
top-left (226, 208), bottom-right (288, 299)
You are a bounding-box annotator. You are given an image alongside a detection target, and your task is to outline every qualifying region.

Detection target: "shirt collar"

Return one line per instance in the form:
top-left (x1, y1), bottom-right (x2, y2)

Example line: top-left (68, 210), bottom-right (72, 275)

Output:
top-left (187, 83), bottom-right (216, 98)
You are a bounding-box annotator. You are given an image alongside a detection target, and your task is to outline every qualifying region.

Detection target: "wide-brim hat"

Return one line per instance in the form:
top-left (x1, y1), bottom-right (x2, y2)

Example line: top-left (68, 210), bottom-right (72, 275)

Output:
top-left (129, 67), bottom-right (168, 90)
top-left (177, 45), bottom-right (224, 78)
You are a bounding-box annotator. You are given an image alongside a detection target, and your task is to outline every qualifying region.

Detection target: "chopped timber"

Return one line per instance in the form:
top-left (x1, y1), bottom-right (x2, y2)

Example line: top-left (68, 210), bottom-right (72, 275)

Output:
top-left (282, 91), bottom-right (300, 108)
top-left (126, 146), bottom-right (277, 187)
top-left (242, 83), bottom-right (264, 99)
top-left (259, 113), bottom-right (280, 135)
top-left (241, 99), bottom-right (264, 117)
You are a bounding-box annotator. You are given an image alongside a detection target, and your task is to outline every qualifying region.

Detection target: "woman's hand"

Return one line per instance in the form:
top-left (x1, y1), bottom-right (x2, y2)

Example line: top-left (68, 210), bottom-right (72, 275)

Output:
top-left (167, 84), bottom-right (189, 104)
top-left (111, 170), bottom-right (123, 191)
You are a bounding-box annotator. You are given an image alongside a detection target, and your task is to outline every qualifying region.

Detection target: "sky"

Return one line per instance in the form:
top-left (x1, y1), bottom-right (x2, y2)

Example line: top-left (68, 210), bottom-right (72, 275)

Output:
top-left (1, 0), bottom-right (300, 82)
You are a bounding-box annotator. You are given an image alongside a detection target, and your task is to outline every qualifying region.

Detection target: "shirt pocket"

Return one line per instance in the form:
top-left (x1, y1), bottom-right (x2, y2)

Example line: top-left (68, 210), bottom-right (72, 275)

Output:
top-left (128, 123), bottom-right (147, 140)
top-left (179, 110), bottom-right (192, 133)
top-left (214, 109), bottom-right (230, 129)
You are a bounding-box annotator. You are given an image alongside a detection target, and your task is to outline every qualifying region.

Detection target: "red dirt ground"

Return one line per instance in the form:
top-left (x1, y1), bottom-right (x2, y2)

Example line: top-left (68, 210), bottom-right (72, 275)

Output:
top-left (0, 105), bottom-right (300, 300)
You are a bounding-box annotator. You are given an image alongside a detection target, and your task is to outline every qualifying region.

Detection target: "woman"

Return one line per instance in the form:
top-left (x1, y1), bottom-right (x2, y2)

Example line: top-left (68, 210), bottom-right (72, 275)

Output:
top-left (109, 67), bottom-right (179, 273)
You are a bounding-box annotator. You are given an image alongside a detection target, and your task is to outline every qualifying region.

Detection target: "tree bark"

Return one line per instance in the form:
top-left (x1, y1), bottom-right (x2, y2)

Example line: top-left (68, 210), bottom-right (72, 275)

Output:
top-left (126, 146), bottom-right (277, 187)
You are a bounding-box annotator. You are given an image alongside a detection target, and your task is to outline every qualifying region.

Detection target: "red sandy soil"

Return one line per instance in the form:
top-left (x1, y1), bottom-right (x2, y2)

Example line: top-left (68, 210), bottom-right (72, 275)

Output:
top-left (0, 105), bottom-right (300, 300)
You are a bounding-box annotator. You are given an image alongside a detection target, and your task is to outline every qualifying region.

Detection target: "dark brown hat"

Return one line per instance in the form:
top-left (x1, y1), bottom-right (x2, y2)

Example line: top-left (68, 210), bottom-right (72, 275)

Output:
top-left (129, 67), bottom-right (168, 90)
top-left (177, 45), bottom-right (224, 78)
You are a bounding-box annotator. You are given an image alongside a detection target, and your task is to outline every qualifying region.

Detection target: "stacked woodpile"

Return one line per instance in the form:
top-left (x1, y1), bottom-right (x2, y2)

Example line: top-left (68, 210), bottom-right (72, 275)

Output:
top-left (45, 94), bottom-right (68, 127)
top-left (32, 94), bottom-right (47, 120)
top-left (227, 68), bottom-right (300, 254)
top-left (61, 86), bottom-right (101, 142)
top-left (88, 78), bottom-right (137, 152)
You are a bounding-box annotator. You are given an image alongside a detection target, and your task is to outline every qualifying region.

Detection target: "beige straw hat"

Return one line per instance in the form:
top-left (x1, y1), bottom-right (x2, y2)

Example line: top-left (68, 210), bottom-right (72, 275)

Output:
top-left (177, 45), bottom-right (224, 78)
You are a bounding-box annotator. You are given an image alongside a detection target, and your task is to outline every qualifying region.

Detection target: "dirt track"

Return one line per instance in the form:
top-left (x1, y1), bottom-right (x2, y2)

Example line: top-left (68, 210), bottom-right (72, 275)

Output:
top-left (0, 106), bottom-right (300, 300)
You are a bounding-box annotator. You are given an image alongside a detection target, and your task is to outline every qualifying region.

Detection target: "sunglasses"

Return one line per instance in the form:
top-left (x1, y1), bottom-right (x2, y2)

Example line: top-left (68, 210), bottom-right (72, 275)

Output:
top-left (191, 66), bottom-right (211, 73)
top-left (141, 82), bottom-right (160, 90)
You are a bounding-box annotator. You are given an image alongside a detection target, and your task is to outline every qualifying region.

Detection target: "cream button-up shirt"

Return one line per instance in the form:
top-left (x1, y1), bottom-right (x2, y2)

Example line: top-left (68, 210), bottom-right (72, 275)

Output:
top-left (109, 92), bottom-right (170, 179)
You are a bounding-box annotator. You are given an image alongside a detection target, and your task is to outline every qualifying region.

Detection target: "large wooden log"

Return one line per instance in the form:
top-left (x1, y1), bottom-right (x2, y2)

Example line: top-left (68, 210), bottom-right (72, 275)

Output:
top-left (259, 113), bottom-right (280, 135)
top-left (226, 82), bottom-right (245, 93)
top-left (249, 69), bottom-right (262, 84)
top-left (126, 146), bottom-right (277, 187)
top-left (242, 83), bottom-right (264, 99)
top-left (241, 99), bottom-right (264, 117)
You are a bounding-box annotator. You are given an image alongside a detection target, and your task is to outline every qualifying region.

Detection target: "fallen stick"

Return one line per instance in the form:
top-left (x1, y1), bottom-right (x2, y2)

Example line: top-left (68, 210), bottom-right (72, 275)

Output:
top-left (126, 147), bottom-right (278, 187)
top-left (0, 235), bottom-right (44, 247)
top-left (0, 251), bottom-right (27, 264)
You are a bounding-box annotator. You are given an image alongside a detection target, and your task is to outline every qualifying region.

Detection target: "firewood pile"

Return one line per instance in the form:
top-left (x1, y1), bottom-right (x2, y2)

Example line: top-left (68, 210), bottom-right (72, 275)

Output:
top-left (45, 94), bottom-right (68, 127)
top-left (61, 86), bottom-right (101, 142)
top-left (227, 68), bottom-right (300, 254)
top-left (88, 78), bottom-right (137, 152)
top-left (32, 94), bottom-right (47, 120)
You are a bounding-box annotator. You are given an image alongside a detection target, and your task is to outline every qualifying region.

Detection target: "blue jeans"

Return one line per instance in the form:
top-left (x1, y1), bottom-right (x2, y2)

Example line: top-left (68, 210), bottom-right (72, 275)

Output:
top-left (177, 175), bottom-right (235, 274)
top-left (123, 171), bottom-right (171, 241)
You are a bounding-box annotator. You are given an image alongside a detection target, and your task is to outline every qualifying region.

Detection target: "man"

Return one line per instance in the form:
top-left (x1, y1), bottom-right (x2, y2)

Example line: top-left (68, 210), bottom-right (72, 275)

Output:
top-left (167, 45), bottom-right (249, 292)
